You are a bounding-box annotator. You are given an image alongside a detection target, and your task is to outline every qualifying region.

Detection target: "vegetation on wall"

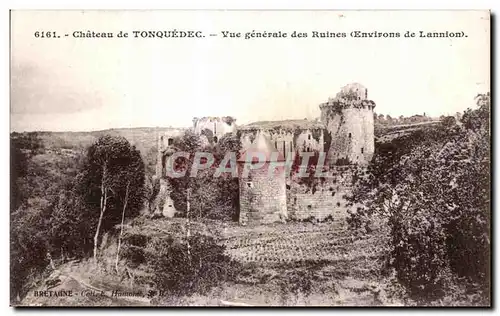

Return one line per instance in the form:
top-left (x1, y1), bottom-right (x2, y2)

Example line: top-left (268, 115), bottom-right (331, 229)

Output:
top-left (290, 151), bottom-right (327, 194)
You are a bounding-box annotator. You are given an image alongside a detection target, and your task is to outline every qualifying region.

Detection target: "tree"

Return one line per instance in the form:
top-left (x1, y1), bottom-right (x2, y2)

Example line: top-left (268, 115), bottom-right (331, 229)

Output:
top-left (78, 135), bottom-right (145, 261)
top-left (441, 116), bottom-right (457, 127)
top-left (115, 148), bottom-right (145, 272)
top-left (10, 138), bottom-right (28, 212)
top-left (167, 132), bottom-right (241, 221)
top-left (47, 190), bottom-right (94, 260)
top-left (11, 206), bottom-right (49, 302)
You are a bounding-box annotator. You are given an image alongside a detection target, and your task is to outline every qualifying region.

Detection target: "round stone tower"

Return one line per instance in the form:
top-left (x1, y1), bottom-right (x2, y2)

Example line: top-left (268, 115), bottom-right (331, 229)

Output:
top-left (237, 132), bottom-right (287, 226)
top-left (319, 83), bottom-right (376, 165)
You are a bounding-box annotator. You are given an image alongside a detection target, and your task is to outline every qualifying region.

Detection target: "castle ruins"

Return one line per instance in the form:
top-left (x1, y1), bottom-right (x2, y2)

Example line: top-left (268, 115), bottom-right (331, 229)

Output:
top-left (155, 83), bottom-right (376, 225)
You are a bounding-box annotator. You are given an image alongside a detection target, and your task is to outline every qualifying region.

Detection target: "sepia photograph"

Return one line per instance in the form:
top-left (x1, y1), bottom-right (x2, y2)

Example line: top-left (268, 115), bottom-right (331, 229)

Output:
top-left (9, 10), bottom-right (491, 307)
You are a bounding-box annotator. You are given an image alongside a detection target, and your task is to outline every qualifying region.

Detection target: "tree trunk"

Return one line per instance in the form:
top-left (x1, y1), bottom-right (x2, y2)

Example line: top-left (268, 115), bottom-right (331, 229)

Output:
top-left (94, 167), bottom-right (108, 261)
top-left (115, 180), bottom-right (130, 273)
top-left (186, 188), bottom-right (192, 263)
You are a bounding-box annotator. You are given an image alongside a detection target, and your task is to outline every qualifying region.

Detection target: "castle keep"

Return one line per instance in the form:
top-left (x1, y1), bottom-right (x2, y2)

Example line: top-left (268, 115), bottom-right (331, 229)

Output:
top-left (320, 83), bottom-right (375, 165)
top-left (155, 83), bottom-right (376, 225)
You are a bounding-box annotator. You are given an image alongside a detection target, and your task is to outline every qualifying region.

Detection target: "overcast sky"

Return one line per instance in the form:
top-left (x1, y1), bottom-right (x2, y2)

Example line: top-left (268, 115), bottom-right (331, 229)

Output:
top-left (10, 10), bottom-right (490, 132)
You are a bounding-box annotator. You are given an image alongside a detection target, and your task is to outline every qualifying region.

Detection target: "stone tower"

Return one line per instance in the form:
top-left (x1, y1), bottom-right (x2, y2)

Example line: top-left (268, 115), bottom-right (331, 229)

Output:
top-left (237, 132), bottom-right (287, 225)
top-left (319, 83), bottom-right (376, 165)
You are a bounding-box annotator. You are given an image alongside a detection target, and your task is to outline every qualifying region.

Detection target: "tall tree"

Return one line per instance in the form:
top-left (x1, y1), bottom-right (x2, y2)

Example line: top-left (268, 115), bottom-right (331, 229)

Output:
top-left (78, 135), bottom-right (145, 261)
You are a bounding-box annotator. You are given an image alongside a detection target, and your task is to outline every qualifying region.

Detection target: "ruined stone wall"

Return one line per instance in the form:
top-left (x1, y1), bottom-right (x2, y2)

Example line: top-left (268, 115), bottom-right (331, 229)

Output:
top-left (238, 162), bottom-right (287, 226)
top-left (156, 129), bottom-right (185, 178)
top-left (149, 178), bottom-right (178, 218)
top-left (286, 166), bottom-right (355, 222)
top-left (239, 128), bottom-right (325, 161)
top-left (193, 117), bottom-right (237, 140)
top-left (336, 83), bottom-right (368, 100)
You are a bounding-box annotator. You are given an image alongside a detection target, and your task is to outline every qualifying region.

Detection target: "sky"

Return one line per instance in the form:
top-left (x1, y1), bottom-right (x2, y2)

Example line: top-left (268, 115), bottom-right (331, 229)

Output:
top-left (10, 10), bottom-right (490, 132)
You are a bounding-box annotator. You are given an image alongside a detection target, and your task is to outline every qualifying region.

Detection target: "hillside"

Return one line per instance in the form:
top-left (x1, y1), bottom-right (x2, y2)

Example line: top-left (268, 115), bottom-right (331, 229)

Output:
top-left (17, 127), bottom-right (184, 156)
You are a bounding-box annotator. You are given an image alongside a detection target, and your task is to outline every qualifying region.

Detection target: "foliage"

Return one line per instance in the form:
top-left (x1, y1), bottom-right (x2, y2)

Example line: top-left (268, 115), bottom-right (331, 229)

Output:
top-left (374, 112), bottom-right (435, 126)
top-left (144, 144), bottom-right (158, 177)
top-left (47, 191), bottom-right (95, 259)
top-left (10, 132), bottom-right (74, 302)
top-left (168, 132), bottom-right (240, 221)
top-left (347, 93), bottom-right (490, 303)
top-left (146, 233), bottom-right (239, 296)
top-left (121, 233), bottom-right (149, 268)
top-left (77, 135), bottom-right (146, 240)
top-left (10, 133), bottom-right (147, 302)
top-left (10, 207), bottom-right (49, 302)
top-left (10, 139), bottom-right (29, 212)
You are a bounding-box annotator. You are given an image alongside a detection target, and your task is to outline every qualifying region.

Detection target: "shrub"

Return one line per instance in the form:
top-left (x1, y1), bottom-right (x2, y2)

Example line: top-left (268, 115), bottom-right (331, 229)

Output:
top-left (121, 233), bottom-right (149, 267)
top-left (390, 210), bottom-right (449, 299)
top-left (146, 233), bottom-right (239, 296)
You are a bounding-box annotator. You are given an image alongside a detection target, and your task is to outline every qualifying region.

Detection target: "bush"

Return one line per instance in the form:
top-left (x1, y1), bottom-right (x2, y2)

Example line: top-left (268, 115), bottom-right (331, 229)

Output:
top-left (121, 233), bottom-right (149, 267)
top-left (391, 210), bottom-right (449, 299)
top-left (146, 233), bottom-right (239, 295)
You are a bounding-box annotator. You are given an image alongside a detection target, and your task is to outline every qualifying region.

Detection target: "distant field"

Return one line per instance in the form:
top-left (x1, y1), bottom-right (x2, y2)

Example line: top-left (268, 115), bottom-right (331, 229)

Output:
top-left (26, 127), bottom-right (184, 157)
top-left (375, 121), bottom-right (441, 143)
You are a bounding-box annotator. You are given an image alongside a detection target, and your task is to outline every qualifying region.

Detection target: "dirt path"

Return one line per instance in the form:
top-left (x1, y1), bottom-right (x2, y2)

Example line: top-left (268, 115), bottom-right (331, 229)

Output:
top-left (21, 265), bottom-right (151, 307)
